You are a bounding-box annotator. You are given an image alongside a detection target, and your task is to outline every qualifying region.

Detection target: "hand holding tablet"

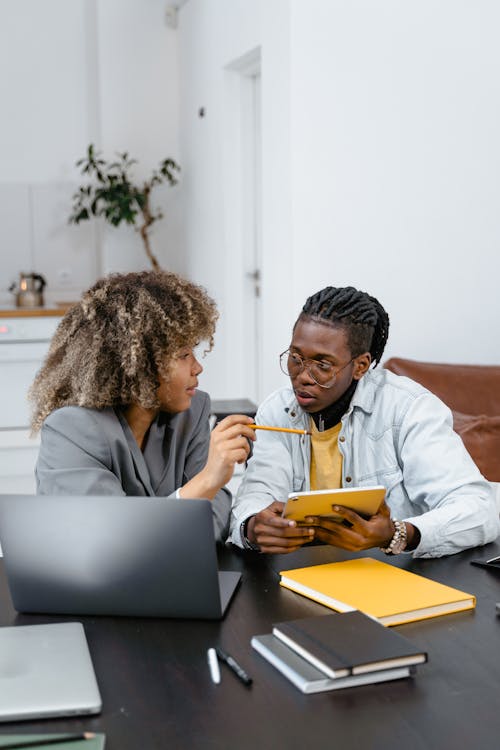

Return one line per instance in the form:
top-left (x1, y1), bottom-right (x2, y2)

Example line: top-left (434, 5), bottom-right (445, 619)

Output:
top-left (282, 486), bottom-right (386, 524)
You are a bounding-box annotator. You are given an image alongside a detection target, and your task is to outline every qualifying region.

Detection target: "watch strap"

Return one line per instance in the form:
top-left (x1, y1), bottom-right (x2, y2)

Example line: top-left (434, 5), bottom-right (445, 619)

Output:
top-left (240, 516), bottom-right (260, 551)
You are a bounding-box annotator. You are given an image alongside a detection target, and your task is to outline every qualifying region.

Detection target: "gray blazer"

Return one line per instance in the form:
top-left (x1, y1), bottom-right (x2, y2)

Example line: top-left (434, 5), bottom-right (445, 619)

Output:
top-left (36, 391), bottom-right (231, 542)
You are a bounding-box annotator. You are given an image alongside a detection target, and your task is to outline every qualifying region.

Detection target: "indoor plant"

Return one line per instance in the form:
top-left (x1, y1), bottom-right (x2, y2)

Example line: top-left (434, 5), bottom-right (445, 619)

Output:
top-left (69, 144), bottom-right (180, 270)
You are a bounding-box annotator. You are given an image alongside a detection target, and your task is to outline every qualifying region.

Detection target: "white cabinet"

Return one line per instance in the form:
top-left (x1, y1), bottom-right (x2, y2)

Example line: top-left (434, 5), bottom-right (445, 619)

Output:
top-left (0, 432), bottom-right (40, 493)
top-left (0, 314), bottom-right (61, 493)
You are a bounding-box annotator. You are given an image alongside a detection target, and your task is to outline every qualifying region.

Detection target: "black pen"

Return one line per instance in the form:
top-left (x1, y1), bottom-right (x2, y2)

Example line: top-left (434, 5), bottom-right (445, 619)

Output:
top-left (215, 647), bottom-right (253, 687)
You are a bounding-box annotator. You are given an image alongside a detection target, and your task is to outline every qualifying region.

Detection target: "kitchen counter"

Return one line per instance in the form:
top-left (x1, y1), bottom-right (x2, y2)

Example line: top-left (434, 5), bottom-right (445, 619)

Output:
top-left (0, 303), bottom-right (76, 318)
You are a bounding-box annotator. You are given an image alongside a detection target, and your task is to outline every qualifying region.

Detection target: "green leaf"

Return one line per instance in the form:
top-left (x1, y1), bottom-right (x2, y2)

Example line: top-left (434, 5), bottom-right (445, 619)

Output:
top-left (70, 144), bottom-right (180, 265)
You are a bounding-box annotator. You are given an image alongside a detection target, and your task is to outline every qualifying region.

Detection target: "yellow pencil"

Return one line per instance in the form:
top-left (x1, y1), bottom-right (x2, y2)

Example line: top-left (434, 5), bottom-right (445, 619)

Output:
top-left (249, 424), bottom-right (311, 436)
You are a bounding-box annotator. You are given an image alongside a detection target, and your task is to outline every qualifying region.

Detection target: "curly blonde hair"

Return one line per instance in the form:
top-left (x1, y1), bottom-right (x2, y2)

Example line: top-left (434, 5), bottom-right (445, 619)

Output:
top-left (29, 270), bottom-right (218, 432)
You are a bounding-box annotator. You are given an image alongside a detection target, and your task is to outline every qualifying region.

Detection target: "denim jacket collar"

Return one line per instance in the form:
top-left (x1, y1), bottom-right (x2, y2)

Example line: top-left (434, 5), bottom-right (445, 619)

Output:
top-left (283, 370), bottom-right (377, 426)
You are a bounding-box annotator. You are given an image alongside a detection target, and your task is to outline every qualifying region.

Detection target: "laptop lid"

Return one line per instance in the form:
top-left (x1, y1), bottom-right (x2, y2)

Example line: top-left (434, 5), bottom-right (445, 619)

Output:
top-left (0, 495), bottom-right (240, 619)
top-left (0, 621), bottom-right (101, 722)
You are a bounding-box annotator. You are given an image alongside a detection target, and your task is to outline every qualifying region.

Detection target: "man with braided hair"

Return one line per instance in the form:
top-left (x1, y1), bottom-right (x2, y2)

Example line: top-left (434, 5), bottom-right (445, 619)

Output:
top-left (230, 285), bottom-right (499, 557)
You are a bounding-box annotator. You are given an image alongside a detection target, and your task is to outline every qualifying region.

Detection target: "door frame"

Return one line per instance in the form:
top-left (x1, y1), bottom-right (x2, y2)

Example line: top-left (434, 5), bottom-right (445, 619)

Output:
top-left (223, 48), bottom-right (263, 403)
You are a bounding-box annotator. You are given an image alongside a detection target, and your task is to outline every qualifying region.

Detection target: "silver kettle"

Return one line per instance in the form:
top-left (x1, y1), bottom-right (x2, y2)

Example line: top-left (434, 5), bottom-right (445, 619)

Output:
top-left (9, 272), bottom-right (47, 308)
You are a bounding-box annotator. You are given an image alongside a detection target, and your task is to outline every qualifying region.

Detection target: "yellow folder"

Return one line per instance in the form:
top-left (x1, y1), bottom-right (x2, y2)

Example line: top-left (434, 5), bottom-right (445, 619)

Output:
top-left (279, 557), bottom-right (475, 626)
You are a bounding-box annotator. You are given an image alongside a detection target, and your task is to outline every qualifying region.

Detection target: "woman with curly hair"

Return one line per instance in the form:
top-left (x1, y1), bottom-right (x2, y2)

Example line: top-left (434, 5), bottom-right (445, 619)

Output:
top-left (30, 270), bottom-right (255, 542)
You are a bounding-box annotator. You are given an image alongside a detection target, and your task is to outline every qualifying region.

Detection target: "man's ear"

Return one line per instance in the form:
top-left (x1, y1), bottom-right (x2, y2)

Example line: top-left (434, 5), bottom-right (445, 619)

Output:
top-left (352, 352), bottom-right (372, 380)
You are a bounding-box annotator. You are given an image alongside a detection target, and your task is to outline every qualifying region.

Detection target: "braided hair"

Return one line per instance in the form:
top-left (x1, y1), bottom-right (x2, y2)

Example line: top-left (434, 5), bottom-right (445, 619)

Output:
top-left (299, 286), bottom-right (390, 367)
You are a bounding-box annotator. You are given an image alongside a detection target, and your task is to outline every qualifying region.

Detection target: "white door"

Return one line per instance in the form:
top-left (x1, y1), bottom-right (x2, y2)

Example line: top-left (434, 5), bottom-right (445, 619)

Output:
top-left (225, 50), bottom-right (263, 404)
top-left (241, 70), bottom-right (262, 402)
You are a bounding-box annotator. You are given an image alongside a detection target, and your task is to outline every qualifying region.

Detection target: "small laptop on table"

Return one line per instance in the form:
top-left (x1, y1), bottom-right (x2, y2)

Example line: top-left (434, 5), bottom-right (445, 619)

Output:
top-left (0, 621), bottom-right (102, 722)
top-left (0, 495), bottom-right (240, 619)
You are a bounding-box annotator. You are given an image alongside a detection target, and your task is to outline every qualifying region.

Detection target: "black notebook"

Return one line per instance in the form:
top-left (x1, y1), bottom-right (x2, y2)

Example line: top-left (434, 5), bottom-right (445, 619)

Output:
top-left (251, 634), bottom-right (415, 694)
top-left (272, 610), bottom-right (427, 678)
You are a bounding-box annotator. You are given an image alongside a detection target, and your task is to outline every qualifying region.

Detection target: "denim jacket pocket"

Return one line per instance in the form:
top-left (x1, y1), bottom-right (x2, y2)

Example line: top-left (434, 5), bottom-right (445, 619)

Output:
top-left (357, 466), bottom-right (403, 495)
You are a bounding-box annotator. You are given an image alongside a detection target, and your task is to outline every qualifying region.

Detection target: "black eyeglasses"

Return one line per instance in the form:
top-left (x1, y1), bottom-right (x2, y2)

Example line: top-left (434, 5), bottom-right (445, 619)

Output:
top-left (279, 349), bottom-right (354, 389)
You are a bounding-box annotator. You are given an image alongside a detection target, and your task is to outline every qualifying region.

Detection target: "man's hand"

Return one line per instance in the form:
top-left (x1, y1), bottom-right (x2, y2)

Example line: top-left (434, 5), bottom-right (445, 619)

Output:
top-left (247, 501), bottom-right (315, 553)
top-left (304, 498), bottom-right (395, 551)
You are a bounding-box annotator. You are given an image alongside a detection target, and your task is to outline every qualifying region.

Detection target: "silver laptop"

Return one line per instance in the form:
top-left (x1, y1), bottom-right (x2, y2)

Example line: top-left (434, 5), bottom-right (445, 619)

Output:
top-left (0, 495), bottom-right (241, 619)
top-left (0, 621), bottom-right (101, 721)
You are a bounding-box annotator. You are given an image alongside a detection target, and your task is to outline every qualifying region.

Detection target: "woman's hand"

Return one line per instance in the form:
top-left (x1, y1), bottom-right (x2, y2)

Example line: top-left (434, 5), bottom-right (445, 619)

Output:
top-left (247, 501), bottom-right (315, 553)
top-left (304, 498), bottom-right (396, 551)
top-left (204, 414), bottom-right (256, 488)
top-left (180, 414), bottom-right (256, 500)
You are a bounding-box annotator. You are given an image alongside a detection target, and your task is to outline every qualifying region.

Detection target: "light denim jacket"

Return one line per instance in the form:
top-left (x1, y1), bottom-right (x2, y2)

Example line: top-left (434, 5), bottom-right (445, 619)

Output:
top-left (229, 368), bottom-right (500, 557)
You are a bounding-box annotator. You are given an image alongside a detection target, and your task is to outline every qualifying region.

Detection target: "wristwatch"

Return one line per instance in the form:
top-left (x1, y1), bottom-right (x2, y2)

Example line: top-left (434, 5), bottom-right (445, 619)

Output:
top-left (240, 517), bottom-right (260, 552)
top-left (380, 519), bottom-right (408, 555)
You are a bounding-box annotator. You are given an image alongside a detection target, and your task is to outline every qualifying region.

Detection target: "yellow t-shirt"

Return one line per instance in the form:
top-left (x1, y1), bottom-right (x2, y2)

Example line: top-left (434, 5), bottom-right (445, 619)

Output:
top-left (309, 419), bottom-right (343, 490)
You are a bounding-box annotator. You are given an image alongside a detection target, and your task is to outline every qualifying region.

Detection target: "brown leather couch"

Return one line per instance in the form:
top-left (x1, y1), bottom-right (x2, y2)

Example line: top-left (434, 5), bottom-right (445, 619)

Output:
top-left (384, 357), bottom-right (500, 482)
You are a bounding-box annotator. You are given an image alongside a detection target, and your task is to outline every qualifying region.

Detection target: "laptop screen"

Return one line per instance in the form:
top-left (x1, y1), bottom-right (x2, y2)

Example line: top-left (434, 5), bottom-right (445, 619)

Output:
top-left (0, 495), bottom-right (240, 619)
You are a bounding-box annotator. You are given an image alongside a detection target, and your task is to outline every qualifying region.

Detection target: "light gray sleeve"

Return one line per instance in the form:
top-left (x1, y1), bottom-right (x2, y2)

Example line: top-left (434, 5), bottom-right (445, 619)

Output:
top-left (229, 395), bottom-right (303, 547)
top-left (36, 408), bottom-right (126, 496)
top-left (395, 394), bottom-right (500, 557)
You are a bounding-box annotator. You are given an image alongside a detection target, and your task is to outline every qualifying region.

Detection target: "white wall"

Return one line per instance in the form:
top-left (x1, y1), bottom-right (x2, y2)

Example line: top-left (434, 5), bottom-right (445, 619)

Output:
top-left (0, 0), bottom-right (181, 305)
top-left (289, 0), bottom-right (500, 366)
top-left (178, 0), bottom-right (500, 407)
top-left (96, 0), bottom-right (183, 276)
top-left (2, 0), bottom-right (499, 401)
top-left (178, 0), bottom-right (294, 402)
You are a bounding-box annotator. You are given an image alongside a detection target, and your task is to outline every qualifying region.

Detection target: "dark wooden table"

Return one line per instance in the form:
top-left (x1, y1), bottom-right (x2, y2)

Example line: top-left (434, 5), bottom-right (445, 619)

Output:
top-left (1, 541), bottom-right (500, 750)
